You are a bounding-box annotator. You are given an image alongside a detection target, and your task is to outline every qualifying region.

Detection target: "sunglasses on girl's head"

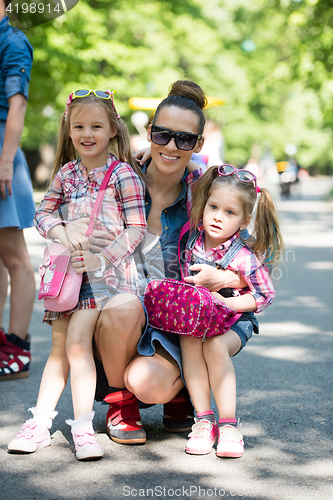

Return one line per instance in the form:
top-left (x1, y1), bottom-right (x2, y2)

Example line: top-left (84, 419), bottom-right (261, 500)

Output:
top-left (72, 89), bottom-right (113, 100)
top-left (150, 125), bottom-right (202, 151)
top-left (65, 89), bottom-right (121, 120)
top-left (218, 164), bottom-right (258, 192)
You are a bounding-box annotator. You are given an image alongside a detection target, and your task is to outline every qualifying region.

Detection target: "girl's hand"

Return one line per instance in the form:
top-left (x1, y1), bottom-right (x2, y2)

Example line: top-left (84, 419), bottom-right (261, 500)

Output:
top-left (66, 217), bottom-right (90, 235)
top-left (133, 147), bottom-right (151, 165)
top-left (65, 218), bottom-right (90, 251)
top-left (212, 291), bottom-right (227, 304)
top-left (212, 291), bottom-right (257, 312)
top-left (71, 249), bottom-right (101, 274)
top-left (66, 232), bottom-right (90, 252)
top-left (184, 264), bottom-right (246, 291)
top-left (63, 218), bottom-right (115, 252)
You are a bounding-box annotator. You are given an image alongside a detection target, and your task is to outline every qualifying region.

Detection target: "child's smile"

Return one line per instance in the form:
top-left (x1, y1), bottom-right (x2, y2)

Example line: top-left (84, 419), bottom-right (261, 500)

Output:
top-left (69, 104), bottom-right (116, 171)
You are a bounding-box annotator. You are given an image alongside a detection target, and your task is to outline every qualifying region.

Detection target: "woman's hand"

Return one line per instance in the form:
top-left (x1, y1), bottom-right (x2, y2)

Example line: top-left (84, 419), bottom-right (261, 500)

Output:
top-left (88, 228), bottom-right (115, 252)
top-left (133, 147), bottom-right (151, 166)
top-left (0, 94), bottom-right (28, 199)
top-left (0, 157), bottom-right (13, 199)
top-left (71, 249), bottom-right (101, 274)
top-left (187, 160), bottom-right (201, 173)
top-left (184, 264), bottom-right (246, 291)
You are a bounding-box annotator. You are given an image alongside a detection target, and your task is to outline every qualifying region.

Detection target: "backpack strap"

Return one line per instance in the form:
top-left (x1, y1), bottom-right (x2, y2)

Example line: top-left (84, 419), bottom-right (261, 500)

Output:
top-left (85, 160), bottom-right (121, 237)
top-left (177, 221), bottom-right (192, 281)
top-left (217, 237), bottom-right (246, 269)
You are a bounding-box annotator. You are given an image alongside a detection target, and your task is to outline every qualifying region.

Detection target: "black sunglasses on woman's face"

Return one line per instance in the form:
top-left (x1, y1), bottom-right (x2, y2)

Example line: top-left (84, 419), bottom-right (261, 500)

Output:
top-left (150, 125), bottom-right (202, 151)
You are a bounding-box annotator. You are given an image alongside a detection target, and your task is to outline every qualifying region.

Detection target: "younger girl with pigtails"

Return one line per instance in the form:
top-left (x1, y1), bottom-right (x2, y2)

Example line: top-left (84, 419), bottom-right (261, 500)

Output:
top-left (180, 164), bottom-right (283, 458)
top-left (8, 89), bottom-right (147, 460)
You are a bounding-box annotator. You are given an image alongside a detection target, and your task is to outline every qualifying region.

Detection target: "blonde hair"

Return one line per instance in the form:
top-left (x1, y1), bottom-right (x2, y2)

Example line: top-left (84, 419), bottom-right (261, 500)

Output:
top-left (190, 166), bottom-right (284, 264)
top-left (49, 94), bottom-right (145, 186)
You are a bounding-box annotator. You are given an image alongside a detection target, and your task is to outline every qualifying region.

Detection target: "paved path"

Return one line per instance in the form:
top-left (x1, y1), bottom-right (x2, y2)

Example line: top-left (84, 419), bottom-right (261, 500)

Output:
top-left (1, 176), bottom-right (332, 500)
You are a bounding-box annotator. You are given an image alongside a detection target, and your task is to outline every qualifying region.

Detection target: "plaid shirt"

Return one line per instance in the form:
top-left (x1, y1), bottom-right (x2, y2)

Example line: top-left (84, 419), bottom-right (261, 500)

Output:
top-left (184, 227), bottom-right (275, 313)
top-left (34, 154), bottom-right (147, 294)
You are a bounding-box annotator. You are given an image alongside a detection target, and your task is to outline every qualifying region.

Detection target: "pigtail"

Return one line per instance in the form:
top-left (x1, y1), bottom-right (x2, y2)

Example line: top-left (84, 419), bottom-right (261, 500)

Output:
top-left (252, 189), bottom-right (284, 264)
top-left (111, 118), bottom-right (146, 183)
top-left (190, 166), bottom-right (219, 229)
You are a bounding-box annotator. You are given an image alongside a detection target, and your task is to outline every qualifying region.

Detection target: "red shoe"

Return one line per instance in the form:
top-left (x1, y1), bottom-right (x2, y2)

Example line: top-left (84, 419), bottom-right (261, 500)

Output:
top-left (163, 388), bottom-right (195, 433)
top-left (104, 390), bottom-right (146, 445)
top-left (0, 332), bottom-right (31, 381)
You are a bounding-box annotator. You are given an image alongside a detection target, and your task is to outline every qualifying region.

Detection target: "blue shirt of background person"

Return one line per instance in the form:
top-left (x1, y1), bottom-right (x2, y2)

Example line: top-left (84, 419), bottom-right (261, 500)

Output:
top-left (0, 16), bottom-right (33, 121)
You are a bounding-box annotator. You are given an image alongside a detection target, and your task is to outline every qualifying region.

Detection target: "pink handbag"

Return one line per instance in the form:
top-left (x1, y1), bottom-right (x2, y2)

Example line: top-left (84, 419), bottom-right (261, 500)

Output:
top-left (38, 160), bottom-right (121, 312)
top-left (38, 243), bottom-right (83, 312)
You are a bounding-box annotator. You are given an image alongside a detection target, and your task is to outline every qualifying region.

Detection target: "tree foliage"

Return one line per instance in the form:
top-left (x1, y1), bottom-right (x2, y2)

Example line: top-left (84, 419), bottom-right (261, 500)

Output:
top-left (21, 0), bottom-right (333, 172)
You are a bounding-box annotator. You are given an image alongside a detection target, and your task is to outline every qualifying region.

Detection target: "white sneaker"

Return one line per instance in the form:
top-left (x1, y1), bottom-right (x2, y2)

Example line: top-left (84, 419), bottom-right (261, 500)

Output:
top-left (70, 425), bottom-right (104, 461)
top-left (8, 418), bottom-right (51, 453)
top-left (66, 412), bottom-right (103, 461)
top-left (185, 420), bottom-right (218, 455)
top-left (216, 424), bottom-right (244, 458)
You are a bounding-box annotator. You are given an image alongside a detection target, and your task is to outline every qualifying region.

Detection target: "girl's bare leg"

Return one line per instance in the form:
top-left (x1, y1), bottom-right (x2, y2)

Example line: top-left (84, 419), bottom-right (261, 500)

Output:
top-left (94, 294), bottom-right (145, 389)
top-left (124, 343), bottom-right (183, 405)
top-left (66, 309), bottom-right (100, 419)
top-left (35, 316), bottom-right (71, 414)
top-left (203, 331), bottom-right (241, 419)
top-left (0, 228), bottom-right (34, 338)
top-left (179, 336), bottom-right (211, 413)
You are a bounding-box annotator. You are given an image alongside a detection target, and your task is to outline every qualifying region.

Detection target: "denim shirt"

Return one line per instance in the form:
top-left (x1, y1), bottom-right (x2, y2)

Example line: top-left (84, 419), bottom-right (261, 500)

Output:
top-left (0, 16), bottom-right (33, 122)
top-left (135, 161), bottom-right (193, 294)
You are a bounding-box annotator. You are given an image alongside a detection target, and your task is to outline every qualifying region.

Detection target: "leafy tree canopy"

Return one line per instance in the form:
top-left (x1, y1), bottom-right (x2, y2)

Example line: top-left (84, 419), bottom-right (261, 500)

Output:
top-left (21, 0), bottom-right (333, 171)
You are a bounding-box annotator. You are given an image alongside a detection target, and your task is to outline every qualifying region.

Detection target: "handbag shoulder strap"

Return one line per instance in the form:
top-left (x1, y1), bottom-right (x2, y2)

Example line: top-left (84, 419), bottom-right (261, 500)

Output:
top-left (86, 160), bottom-right (121, 237)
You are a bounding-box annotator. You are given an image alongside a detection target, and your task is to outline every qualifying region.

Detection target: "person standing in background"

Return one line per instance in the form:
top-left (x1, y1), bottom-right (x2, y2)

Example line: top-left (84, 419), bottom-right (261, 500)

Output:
top-left (0, 0), bottom-right (35, 381)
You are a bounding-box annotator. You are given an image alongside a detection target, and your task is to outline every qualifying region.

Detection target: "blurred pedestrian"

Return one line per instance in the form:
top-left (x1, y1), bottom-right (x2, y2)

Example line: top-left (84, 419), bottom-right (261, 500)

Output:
top-left (0, 0), bottom-right (35, 381)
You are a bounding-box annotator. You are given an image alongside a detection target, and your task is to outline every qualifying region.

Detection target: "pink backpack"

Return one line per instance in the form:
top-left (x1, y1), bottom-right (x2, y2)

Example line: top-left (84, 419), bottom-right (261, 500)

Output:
top-left (143, 223), bottom-right (244, 341)
top-left (144, 279), bottom-right (242, 341)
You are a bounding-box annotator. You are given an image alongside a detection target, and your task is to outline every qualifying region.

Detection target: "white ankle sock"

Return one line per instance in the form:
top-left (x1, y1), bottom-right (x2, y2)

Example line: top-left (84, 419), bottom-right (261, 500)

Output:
top-left (66, 411), bottom-right (95, 431)
top-left (29, 407), bottom-right (58, 429)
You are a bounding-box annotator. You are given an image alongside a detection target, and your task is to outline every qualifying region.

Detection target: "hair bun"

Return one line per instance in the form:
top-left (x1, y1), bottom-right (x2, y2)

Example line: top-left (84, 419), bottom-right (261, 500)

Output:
top-left (168, 80), bottom-right (207, 110)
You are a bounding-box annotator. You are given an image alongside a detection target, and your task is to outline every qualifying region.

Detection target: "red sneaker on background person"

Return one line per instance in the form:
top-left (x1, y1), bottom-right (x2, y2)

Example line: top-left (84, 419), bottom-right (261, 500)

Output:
top-left (104, 389), bottom-right (146, 445)
top-left (0, 330), bottom-right (31, 381)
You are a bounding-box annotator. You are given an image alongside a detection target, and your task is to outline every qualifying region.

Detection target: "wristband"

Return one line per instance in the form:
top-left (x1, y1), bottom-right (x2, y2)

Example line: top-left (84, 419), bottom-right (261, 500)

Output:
top-left (94, 254), bottom-right (106, 278)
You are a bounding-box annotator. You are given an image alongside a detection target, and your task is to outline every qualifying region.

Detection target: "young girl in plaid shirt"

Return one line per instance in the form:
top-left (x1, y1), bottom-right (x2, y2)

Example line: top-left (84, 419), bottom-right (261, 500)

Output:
top-left (180, 164), bottom-right (283, 458)
top-left (8, 90), bottom-right (147, 460)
